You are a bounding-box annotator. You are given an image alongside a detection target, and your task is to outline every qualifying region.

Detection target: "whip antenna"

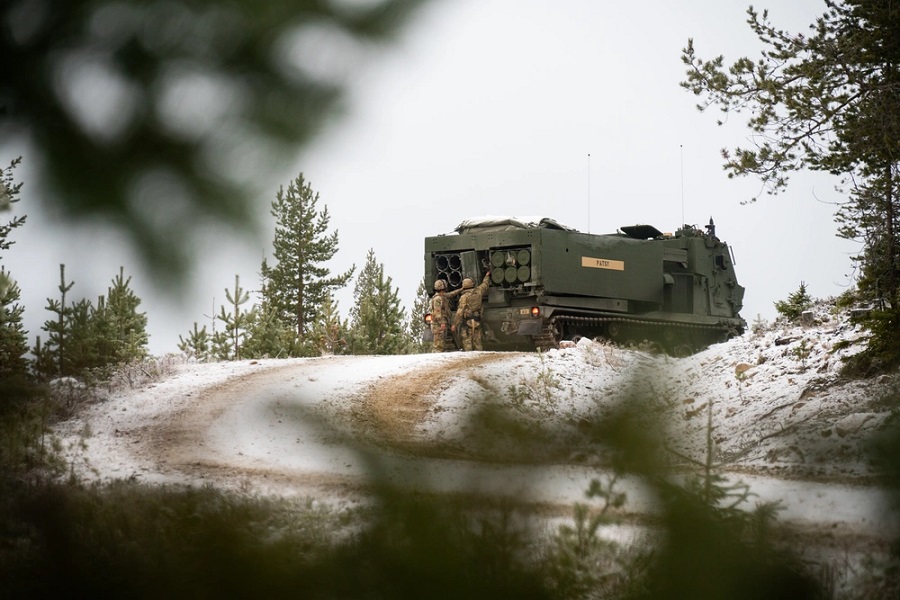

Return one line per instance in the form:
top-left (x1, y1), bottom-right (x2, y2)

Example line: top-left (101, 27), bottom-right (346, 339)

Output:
top-left (680, 144), bottom-right (685, 228)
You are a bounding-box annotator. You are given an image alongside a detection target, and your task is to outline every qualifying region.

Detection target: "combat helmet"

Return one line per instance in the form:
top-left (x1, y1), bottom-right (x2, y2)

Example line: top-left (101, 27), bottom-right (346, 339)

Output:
top-left (434, 279), bottom-right (446, 291)
top-left (461, 277), bottom-right (474, 289)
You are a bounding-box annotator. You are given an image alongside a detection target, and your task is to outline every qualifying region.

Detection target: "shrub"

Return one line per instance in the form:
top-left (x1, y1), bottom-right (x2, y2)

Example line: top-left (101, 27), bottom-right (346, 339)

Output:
top-left (774, 282), bottom-right (813, 322)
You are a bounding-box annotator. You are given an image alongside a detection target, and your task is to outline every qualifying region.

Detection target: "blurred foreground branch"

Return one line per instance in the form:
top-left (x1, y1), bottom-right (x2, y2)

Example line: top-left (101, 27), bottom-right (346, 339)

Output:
top-left (0, 0), bottom-right (430, 280)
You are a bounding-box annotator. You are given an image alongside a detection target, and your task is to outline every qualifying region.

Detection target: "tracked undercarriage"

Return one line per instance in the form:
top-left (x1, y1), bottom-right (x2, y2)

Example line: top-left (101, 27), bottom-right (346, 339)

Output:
top-left (529, 315), bottom-right (738, 355)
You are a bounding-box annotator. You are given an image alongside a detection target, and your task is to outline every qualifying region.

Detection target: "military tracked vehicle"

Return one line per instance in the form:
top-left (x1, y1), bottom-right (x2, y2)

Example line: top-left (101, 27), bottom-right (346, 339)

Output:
top-left (424, 216), bottom-right (746, 354)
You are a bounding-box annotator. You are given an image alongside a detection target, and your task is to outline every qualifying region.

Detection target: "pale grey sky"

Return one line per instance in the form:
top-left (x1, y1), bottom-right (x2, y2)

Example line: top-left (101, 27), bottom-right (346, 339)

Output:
top-left (4, 0), bottom-right (856, 355)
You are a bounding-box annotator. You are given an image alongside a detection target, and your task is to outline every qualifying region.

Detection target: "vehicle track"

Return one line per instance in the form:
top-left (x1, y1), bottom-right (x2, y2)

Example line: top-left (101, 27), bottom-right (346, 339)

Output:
top-left (143, 354), bottom-right (513, 493)
top-left (349, 352), bottom-right (510, 449)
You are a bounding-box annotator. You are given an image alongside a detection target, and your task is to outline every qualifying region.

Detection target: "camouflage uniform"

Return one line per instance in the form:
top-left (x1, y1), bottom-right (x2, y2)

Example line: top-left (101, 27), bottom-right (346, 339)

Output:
top-left (430, 283), bottom-right (463, 352)
top-left (452, 272), bottom-right (491, 351)
top-left (430, 290), bottom-right (452, 352)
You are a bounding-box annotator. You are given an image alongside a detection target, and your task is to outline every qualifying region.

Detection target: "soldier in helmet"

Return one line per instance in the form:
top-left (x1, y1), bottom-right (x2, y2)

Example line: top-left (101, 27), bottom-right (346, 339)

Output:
top-left (451, 271), bottom-right (491, 351)
top-left (429, 278), bottom-right (458, 352)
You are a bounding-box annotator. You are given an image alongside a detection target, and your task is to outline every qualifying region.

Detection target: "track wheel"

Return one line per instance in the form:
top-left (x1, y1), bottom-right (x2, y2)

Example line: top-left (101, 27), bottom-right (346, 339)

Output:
top-left (607, 322), bottom-right (622, 339)
top-left (672, 344), bottom-right (694, 358)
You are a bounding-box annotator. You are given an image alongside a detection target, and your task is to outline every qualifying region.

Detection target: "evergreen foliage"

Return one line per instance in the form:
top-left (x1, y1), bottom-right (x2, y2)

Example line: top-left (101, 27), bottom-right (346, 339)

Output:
top-left (65, 298), bottom-right (97, 374)
top-left (178, 322), bottom-right (213, 362)
top-left (0, 157), bottom-right (25, 255)
top-left (842, 308), bottom-right (900, 377)
top-left (37, 265), bottom-right (75, 379)
top-left (240, 306), bottom-right (294, 360)
top-left (262, 174), bottom-right (354, 349)
top-left (91, 296), bottom-right (116, 369)
top-left (406, 279), bottom-right (431, 354)
top-left (215, 275), bottom-right (252, 361)
top-left (681, 0), bottom-right (900, 372)
top-left (101, 267), bottom-right (149, 364)
top-left (210, 330), bottom-right (231, 362)
top-left (576, 392), bottom-right (821, 599)
top-left (0, 382), bottom-right (60, 490)
top-left (774, 282), bottom-right (813, 322)
top-left (309, 294), bottom-right (348, 356)
top-left (0, 270), bottom-right (28, 380)
top-left (348, 249), bottom-right (408, 355)
top-left (0, 158), bottom-right (28, 380)
top-left (35, 265), bottom-right (149, 380)
top-left (31, 336), bottom-right (54, 382)
top-left (240, 265), bottom-right (298, 359)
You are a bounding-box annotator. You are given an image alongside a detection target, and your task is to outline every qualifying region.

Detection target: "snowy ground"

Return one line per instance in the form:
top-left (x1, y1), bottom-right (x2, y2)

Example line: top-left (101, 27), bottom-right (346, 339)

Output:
top-left (55, 305), bottom-right (900, 553)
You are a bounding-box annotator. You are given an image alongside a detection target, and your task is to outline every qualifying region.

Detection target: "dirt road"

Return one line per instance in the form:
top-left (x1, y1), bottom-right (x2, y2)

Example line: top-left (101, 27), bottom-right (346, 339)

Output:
top-left (71, 352), bottom-right (889, 549)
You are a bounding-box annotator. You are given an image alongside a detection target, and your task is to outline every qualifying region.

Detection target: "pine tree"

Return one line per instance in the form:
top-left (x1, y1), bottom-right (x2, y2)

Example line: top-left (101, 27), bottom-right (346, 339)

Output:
top-left (178, 322), bottom-right (213, 362)
top-left (405, 279), bottom-right (431, 354)
top-left (0, 269), bottom-right (29, 380)
top-left (92, 295), bottom-right (117, 368)
top-left (241, 261), bottom-right (297, 359)
top-left (216, 275), bottom-right (252, 361)
top-left (0, 157), bottom-right (26, 258)
top-left (347, 249), bottom-right (379, 355)
top-left (0, 157), bottom-right (29, 380)
top-left (348, 249), bottom-right (379, 331)
top-left (201, 296), bottom-right (226, 361)
top-left (37, 264), bottom-right (75, 379)
top-left (211, 329), bottom-right (232, 362)
top-left (263, 173), bottom-right (354, 346)
top-left (682, 0), bottom-right (900, 370)
top-left (309, 294), bottom-right (348, 356)
top-left (65, 297), bottom-right (99, 374)
top-left (31, 335), bottom-right (55, 382)
top-left (34, 265), bottom-right (148, 378)
top-left (103, 267), bottom-right (149, 363)
top-left (774, 282), bottom-right (813, 323)
top-left (241, 304), bottom-right (296, 359)
top-left (348, 249), bottom-right (408, 355)
top-left (370, 270), bottom-right (408, 355)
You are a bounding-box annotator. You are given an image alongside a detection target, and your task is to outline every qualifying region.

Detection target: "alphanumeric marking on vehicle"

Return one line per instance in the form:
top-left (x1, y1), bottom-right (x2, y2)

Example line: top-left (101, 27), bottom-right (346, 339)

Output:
top-left (581, 257), bottom-right (625, 271)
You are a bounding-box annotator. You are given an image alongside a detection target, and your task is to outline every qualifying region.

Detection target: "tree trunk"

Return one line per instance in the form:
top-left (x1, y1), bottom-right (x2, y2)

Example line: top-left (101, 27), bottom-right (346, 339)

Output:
top-left (884, 163), bottom-right (899, 307)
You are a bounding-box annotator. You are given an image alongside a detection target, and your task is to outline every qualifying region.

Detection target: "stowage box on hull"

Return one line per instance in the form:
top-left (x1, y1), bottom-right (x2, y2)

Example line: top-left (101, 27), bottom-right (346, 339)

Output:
top-left (424, 216), bottom-right (746, 354)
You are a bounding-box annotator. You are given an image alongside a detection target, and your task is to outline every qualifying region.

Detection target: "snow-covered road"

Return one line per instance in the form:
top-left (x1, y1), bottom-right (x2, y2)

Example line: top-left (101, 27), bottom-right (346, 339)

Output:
top-left (57, 334), bottom-right (900, 543)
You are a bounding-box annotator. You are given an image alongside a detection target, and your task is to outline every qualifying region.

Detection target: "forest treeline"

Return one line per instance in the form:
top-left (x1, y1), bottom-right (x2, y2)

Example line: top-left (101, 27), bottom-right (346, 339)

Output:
top-left (177, 172), bottom-right (430, 362)
top-left (0, 163), bottom-right (432, 386)
top-left (5, 0), bottom-right (900, 380)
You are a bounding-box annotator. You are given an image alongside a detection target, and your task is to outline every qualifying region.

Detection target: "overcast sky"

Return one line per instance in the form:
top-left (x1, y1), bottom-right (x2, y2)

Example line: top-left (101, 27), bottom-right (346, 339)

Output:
top-left (4, 0), bottom-right (857, 355)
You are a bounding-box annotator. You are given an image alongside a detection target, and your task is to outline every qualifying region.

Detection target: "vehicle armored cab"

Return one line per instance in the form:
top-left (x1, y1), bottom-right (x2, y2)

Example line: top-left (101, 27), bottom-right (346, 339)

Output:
top-left (424, 216), bottom-right (745, 354)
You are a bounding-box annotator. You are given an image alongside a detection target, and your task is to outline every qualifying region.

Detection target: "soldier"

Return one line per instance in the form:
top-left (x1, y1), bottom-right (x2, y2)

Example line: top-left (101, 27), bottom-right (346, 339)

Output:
top-left (451, 271), bottom-right (491, 351)
top-left (429, 279), bottom-right (454, 352)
